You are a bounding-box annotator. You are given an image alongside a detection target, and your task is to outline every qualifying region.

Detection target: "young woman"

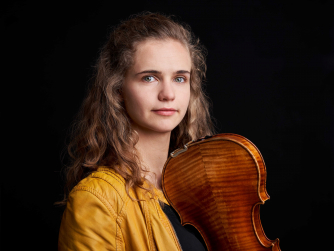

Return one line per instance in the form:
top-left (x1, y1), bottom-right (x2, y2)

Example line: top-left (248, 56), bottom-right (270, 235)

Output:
top-left (58, 12), bottom-right (215, 251)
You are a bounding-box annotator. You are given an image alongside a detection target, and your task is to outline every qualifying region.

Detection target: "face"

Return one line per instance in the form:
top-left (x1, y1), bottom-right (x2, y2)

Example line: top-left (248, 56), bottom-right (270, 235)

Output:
top-left (122, 39), bottom-right (191, 136)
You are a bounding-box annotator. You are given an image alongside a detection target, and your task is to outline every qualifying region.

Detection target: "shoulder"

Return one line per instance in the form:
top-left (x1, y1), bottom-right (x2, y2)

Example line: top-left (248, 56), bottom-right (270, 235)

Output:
top-left (59, 167), bottom-right (125, 250)
top-left (68, 166), bottom-right (129, 215)
top-left (76, 167), bottom-right (126, 194)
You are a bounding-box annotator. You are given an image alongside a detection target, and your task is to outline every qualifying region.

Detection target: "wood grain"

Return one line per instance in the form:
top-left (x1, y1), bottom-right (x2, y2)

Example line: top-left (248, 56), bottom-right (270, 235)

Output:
top-left (162, 133), bottom-right (280, 251)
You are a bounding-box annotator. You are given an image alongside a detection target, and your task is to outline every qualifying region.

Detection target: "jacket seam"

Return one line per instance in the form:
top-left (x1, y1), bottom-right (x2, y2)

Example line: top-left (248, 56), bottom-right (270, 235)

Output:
top-left (155, 200), bottom-right (183, 251)
top-left (71, 186), bottom-right (125, 250)
top-left (116, 223), bottom-right (124, 251)
top-left (98, 171), bottom-right (125, 185)
top-left (73, 186), bottom-right (118, 220)
top-left (91, 176), bottom-right (126, 203)
top-left (143, 200), bottom-right (156, 251)
top-left (96, 168), bottom-right (126, 185)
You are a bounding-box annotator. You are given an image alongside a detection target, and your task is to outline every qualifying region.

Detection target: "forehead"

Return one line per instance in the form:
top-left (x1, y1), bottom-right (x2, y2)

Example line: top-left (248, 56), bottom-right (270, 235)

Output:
top-left (131, 39), bottom-right (191, 72)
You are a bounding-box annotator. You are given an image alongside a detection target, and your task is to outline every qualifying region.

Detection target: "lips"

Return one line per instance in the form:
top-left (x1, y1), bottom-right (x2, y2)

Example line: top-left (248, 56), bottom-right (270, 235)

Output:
top-left (152, 108), bottom-right (177, 116)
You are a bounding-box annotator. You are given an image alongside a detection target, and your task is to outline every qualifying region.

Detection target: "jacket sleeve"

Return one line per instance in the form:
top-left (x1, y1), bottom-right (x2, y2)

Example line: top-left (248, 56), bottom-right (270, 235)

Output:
top-left (58, 188), bottom-right (120, 251)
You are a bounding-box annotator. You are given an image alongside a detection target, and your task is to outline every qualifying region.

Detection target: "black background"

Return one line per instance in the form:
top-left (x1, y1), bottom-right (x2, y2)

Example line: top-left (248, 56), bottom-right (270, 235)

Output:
top-left (2, 0), bottom-right (333, 250)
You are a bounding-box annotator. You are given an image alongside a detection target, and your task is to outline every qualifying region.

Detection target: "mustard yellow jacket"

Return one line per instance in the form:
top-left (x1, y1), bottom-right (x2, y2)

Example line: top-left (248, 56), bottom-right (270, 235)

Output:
top-left (58, 167), bottom-right (182, 251)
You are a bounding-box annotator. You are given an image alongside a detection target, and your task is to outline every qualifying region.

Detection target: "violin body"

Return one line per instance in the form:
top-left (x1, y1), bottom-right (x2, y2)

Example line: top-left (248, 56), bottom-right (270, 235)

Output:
top-left (162, 133), bottom-right (281, 251)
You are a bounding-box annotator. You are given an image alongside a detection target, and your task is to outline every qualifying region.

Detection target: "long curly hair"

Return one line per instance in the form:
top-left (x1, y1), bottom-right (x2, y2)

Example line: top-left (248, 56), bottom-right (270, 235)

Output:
top-left (58, 12), bottom-right (215, 205)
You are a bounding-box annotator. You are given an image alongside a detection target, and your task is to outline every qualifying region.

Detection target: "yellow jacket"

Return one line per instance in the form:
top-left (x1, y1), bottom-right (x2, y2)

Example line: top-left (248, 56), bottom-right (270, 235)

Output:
top-left (58, 167), bottom-right (182, 251)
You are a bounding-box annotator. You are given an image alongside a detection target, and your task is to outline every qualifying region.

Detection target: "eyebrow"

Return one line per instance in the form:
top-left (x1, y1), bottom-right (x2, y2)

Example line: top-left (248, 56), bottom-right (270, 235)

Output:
top-left (135, 70), bottom-right (190, 75)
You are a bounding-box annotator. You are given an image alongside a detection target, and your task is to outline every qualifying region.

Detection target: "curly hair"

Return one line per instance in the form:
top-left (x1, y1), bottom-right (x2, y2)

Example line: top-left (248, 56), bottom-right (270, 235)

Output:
top-left (58, 12), bottom-right (215, 205)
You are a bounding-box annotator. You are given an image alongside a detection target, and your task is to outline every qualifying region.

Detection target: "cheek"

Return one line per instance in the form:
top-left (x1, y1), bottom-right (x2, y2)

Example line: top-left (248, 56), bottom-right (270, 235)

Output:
top-left (122, 88), bottom-right (136, 113)
top-left (181, 88), bottom-right (191, 108)
top-left (177, 89), bottom-right (191, 120)
top-left (123, 88), bottom-right (150, 116)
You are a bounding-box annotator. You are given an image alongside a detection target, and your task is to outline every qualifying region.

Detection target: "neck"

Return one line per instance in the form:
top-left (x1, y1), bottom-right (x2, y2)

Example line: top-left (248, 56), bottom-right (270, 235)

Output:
top-left (134, 128), bottom-right (171, 190)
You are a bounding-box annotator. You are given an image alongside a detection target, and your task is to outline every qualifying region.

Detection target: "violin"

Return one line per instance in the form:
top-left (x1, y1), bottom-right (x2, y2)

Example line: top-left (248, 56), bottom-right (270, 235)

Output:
top-left (162, 133), bottom-right (281, 250)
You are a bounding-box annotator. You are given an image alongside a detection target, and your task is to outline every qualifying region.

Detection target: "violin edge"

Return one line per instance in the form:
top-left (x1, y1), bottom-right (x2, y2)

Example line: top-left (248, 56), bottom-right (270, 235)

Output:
top-left (162, 133), bottom-right (281, 251)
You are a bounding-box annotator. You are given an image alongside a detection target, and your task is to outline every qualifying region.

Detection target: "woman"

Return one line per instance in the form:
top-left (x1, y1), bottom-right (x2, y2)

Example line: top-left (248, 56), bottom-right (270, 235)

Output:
top-left (58, 12), bottom-right (215, 251)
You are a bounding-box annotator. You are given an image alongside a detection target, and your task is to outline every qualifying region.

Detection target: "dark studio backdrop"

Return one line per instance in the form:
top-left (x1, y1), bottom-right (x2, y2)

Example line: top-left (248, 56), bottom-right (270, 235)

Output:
top-left (2, 0), bottom-right (333, 250)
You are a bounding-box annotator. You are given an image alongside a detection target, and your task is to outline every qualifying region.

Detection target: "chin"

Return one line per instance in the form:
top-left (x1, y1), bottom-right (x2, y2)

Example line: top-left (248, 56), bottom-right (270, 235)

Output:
top-left (153, 127), bottom-right (176, 134)
top-left (134, 120), bottom-right (181, 134)
top-left (146, 124), bottom-right (178, 134)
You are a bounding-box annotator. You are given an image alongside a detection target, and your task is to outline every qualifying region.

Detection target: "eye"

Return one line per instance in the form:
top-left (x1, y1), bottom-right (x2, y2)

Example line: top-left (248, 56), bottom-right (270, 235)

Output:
top-left (175, 77), bottom-right (186, 83)
top-left (143, 76), bottom-right (155, 82)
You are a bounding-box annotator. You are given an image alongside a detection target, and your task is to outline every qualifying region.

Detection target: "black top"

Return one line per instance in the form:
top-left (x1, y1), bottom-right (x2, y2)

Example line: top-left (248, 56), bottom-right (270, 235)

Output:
top-left (161, 203), bottom-right (207, 251)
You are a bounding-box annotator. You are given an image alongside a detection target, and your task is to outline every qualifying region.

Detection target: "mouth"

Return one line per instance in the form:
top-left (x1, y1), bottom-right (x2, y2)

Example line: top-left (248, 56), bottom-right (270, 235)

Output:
top-left (152, 108), bottom-right (177, 116)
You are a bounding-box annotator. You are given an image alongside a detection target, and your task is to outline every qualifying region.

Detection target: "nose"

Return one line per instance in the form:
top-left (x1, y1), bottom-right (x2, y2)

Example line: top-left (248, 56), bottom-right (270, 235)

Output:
top-left (158, 80), bottom-right (175, 101)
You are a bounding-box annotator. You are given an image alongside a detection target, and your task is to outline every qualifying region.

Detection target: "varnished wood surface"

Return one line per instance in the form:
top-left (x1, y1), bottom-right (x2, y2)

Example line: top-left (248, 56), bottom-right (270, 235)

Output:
top-left (162, 133), bottom-right (280, 251)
